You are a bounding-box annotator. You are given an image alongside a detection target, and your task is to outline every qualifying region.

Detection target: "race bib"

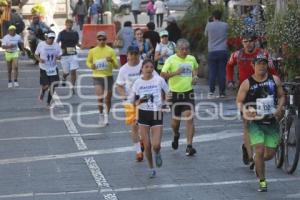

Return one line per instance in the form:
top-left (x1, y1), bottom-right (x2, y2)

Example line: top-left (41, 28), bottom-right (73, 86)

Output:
top-left (179, 63), bottom-right (192, 77)
top-left (256, 95), bottom-right (276, 116)
top-left (46, 65), bottom-right (57, 76)
top-left (95, 59), bottom-right (108, 70)
top-left (66, 47), bottom-right (76, 55)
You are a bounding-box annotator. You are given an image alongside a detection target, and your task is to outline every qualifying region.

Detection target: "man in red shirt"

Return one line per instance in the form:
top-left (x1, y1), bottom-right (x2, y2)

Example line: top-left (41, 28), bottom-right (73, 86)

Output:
top-left (226, 30), bottom-right (277, 168)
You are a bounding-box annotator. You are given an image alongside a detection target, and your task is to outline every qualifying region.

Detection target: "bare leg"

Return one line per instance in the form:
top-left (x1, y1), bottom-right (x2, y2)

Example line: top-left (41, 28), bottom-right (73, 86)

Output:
top-left (182, 110), bottom-right (195, 145)
top-left (7, 61), bottom-right (12, 82)
top-left (254, 144), bottom-right (265, 180)
top-left (151, 125), bottom-right (163, 154)
top-left (140, 125), bottom-right (152, 168)
top-left (12, 59), bottom-right (18, 81)
top-left (95, 84), bottom-right (104, 113)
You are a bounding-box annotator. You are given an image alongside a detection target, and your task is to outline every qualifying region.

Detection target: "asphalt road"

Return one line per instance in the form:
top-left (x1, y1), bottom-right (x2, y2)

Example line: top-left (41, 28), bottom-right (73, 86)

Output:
top-left (0, 48), bottom-right (300, 200)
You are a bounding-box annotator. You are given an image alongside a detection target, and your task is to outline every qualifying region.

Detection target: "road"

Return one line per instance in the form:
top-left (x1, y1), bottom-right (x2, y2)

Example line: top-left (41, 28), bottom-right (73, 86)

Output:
top-left (0, 48), bottom-right (300, 200)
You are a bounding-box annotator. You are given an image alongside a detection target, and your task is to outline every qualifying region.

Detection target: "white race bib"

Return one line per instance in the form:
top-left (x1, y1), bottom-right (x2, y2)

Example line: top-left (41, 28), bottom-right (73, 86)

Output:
top-left (179, 63), bottom-right (192, 77)
top-left (256, 95), bottom-right (276, 116)
top-left (46, 65), bottom-right (57, 76)
top-left (95, 59), bottom-right (108, 70)
top-left (66, 47), bottom-right (76, 55)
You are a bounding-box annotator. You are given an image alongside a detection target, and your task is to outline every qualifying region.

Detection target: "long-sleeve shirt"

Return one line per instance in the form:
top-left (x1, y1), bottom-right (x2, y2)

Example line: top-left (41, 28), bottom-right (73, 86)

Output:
top-left (226, 48), bottom-right (277, 84)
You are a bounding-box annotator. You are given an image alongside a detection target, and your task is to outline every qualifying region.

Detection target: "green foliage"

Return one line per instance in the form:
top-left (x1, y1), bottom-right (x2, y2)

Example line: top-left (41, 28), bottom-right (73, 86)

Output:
top-left (265, 5), bottom-right (300, 80)
top-left (178, 0), bottom-right (227, 54)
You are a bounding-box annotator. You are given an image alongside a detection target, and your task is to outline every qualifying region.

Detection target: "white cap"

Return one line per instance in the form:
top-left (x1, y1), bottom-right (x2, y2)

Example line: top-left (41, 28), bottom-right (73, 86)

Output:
top-left (47, 32), bottom-right (56, 38)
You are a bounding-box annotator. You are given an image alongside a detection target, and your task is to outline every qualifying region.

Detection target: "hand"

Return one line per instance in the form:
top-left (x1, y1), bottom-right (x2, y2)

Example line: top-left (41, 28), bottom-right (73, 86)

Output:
top-left (175, 68), bottom-right (183, 76)
top-left (243, 107), bottom-right (257, 120)
top-left (9, 44), bottom-right (16, 48)
top-left (166, 92), bottom-right (172, 101)
top-left (192, 76), bottom-right (199, 85)
top-left (274, 108), bottom-right (284, 121)
top-left (39, 59), bottom-right (45, 63)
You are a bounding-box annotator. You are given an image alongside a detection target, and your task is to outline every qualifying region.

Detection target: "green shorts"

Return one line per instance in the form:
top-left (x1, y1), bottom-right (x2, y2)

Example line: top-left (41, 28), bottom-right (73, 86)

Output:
top-left (5, 51), bottom-right (19, 62)
top-left (248, 122), bottom-right (280, 148)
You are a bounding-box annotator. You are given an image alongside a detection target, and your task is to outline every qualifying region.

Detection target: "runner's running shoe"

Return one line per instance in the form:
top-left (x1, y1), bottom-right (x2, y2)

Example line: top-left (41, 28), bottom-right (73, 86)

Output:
top-left (149, 169), bottom-right (156, 179)
top-left (186, 145), bottom-right (196, 156)
top-left (8, 82), bottom-right (13, 88)
top-left (155, 152), bottom-right (163, 168)
top-left (14, 81), bottom-right (19, 87)
top-left (258, 180), bottom-right (267, 192)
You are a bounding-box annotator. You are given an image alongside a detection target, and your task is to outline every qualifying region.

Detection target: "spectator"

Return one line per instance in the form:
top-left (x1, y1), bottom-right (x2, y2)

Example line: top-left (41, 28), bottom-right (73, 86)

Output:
top-left (204, 10), bottom-right (229, 98)
top-left (143, 22), bottom-right (160, 51)
top-left (117, 21), bottom-right (135, 65)
top-left (74, 0), bottom-right (88, 30)
top-left (10, 9), bottom-right (25, 35)
top-left (132, 28), bottom-right (153, 60)
top-left (88, 0), bottom-right (101, 24)
top-left (165, 16), bottom-right (181, 43)
top-left (154, 0), bottom-right (165, 28)
top-left (146, 0), bottom-right (155, 22)
top-left (131, 0), bottom-right (141, 24)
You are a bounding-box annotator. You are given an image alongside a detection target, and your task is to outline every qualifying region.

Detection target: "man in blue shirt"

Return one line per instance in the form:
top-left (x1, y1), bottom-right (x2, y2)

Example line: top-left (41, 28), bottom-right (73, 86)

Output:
top-left (89, 0), bottom-right (101, 24)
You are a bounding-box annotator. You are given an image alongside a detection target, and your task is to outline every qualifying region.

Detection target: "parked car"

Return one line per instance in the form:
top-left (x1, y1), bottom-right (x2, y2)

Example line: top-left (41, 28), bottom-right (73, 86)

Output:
top-left (164, 0), bottom-right (192, 11)
top-left (112, 0), bottom-right (131, 13)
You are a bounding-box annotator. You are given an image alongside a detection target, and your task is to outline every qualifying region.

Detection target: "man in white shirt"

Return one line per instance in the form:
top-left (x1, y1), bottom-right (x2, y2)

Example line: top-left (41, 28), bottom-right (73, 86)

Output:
top-left (116, 45), bottom-right (144, 162)
top-left (35, 32), bottom-right (62, 108)
top-left (2, 25), bottom-right (25, 88)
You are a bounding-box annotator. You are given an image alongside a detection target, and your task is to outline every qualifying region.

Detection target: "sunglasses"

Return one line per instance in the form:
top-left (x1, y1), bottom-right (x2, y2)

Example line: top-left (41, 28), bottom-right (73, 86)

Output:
top-left (48, 37), bottom-right (55, 39)
top-left (97, 38), bottom-right (106, 41)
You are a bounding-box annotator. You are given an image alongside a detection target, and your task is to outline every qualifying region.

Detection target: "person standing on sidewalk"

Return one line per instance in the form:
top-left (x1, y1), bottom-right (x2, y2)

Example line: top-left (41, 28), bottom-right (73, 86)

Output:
top-left (146, 0), bottom-right (155, 23)
top-left (204, 10), bottom-right (229, 99)
top-left (73, 0), bottom-right (88, 30)
top-left (129, 59), bottom-right (169, 178)
top-left (56, 19), bottom-right (80, 94)
top-left (88, 0), bottom-right (101, 24)
top-left (2, 25), bottom-right (26, 88)
top-left (35, 32), bottom-right (62, 108)
top-left (116, 21), bottom-right (134, 66)
top-left (154, 0), bottom-right (165, 28)
top-left (160, 38), bottom-right (199, 156)
top-left (131, 0), bottom-right (141, 24)
top-left (86, 31), bottom-right (118, 127)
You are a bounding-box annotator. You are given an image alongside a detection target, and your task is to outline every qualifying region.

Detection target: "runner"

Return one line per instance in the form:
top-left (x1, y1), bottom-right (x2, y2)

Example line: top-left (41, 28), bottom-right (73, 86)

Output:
top-left (86, 31), bottom-right (118, 127)
top-left (56, 19), bottom-right (80, 94)
top-left (2, 25), bottom-right (25, 88)
top-left (160, 38), bottom-right (199, 156)
top-left (226, 29), bottom-right (277, 167)
top-left (129, 59), bottom-right (169, 178)
top-left (34, 32), bottom-right (62, 108)
top-left (236, 53), bottom-right (285, 192)
top-left (154, 30), bottom-right (176, 74)
top-left (116, 45), bottom-right (144, 162)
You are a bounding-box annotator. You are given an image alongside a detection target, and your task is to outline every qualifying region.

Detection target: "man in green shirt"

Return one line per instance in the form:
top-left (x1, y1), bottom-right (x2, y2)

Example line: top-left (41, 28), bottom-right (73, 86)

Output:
top-left (161, 38), bottom-right (199, 156)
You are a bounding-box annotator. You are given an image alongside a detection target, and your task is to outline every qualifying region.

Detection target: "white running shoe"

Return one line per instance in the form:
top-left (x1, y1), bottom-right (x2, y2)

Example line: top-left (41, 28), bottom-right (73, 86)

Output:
top-left (99, 113), bottom-right (107, 127)
top-left (8, 82), bottom-right (13, 88)
top-left (14, 81), bottom-right (19, 87)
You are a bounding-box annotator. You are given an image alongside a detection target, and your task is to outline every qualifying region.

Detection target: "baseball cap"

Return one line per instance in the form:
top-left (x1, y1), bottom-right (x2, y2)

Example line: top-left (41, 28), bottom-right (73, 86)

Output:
top-left (253, 53), bottom-right (268, 64)
top-left (159, 30), bottom-right (169, 37)
top-left (165, 16), bottom-right (176, 23)
top-left (127, 45), bottom-right (139, 54)
top-left (97, 31), bottom-right (107, 38)
top-left (47, 32), bottom-right (56, 38)
top-left (8, 25), bottom-right (16, 31)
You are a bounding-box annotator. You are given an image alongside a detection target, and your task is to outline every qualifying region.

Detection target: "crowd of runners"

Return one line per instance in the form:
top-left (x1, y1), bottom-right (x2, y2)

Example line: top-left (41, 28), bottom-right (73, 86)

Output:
top-left (1, 11), bottom-right (286, 192)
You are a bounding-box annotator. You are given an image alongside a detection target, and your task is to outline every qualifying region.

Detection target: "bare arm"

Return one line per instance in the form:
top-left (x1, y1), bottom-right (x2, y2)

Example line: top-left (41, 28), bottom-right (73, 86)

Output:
top-left (116, 84), bottom-right (127, 100)
top-left (160, 68), bottom-right (182, 79)
top-left (236, 80), bottom-right (254, 120)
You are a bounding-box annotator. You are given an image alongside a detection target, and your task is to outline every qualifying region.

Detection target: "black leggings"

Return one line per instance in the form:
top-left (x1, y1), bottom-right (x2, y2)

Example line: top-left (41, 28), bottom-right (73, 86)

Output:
top-left (156, 14), bottom-right (164, 28)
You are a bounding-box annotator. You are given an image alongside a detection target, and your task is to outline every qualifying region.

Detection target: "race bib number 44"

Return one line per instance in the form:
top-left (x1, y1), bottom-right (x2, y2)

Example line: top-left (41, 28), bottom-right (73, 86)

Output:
top-left (95, 59), bottom-right (108, 70)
